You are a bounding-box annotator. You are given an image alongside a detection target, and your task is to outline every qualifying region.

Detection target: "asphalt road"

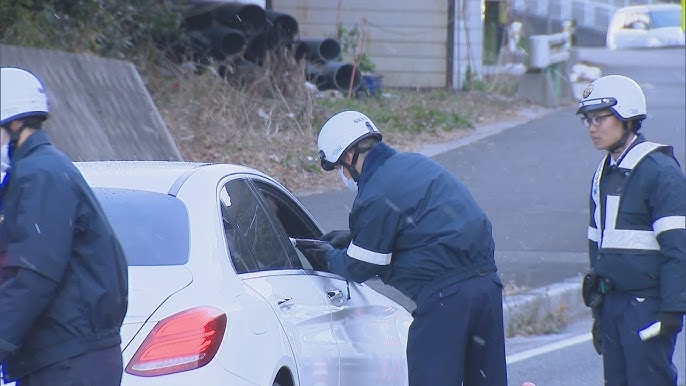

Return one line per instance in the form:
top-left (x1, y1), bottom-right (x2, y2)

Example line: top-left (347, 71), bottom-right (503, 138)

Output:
top-left (506, 315), bottom-right (686, 386)
top-left (298, 47), bottom-right (685, 296)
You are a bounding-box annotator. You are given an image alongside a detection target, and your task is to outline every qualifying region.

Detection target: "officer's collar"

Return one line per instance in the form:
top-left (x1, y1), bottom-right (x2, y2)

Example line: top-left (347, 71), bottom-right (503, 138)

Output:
top-left (610, 134), bottom-right (642, 166)
top-left (11, 130), bottom-right (51, 163)
top-left (358, 142), bottom-right (396, 188)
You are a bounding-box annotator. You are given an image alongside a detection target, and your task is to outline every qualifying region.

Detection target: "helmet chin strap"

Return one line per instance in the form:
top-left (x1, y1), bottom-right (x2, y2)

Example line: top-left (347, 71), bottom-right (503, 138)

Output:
top-left (340, 146), bottom-right (362, 182)
top-left (606, 121), bottom-right (633, 155)
top-left (7, 120), bottom-right (30, 145)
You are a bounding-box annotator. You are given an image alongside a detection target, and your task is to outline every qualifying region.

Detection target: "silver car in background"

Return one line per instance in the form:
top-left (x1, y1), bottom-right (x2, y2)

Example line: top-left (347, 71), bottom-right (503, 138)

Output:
top-left (606, 3), bottom-right (685, 50)
top-left (75, 161), bottom-right (412, 386)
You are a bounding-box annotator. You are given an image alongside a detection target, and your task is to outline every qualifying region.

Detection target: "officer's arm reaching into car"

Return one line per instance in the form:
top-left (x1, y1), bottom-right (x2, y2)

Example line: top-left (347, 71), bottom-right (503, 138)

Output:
top-left (294, 230), bottom-right (353, 270)
top-left (293, 238), bottom-right (333, 268)
top-left (296, 110), bottom-right (508, 386)
top-left (320, 230), bottom-right (353, 249)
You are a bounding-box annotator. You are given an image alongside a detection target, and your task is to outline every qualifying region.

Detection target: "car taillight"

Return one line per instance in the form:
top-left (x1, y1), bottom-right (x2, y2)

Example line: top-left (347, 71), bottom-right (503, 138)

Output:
top-left (125, 306), bottom-right (227, 377)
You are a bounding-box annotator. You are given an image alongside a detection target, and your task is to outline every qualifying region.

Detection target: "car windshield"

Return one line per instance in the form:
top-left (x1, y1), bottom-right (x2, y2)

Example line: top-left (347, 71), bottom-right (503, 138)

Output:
top-left (650, 9), bottom-right (681, 28)
top-left (94, 188), bottom-right (190, 266)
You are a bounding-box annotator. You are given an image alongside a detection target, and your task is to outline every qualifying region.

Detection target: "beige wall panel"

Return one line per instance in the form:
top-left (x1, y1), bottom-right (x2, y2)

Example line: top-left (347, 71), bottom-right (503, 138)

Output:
top-left (364, 41), bottom-right (445, 59)
top-left (382, 73), bottom-right (445, 88)
top-left (280, 9), bottom-right (446, 29)
top-left (274, 0), bottom-right (449, 88)
top-left (273, 0), bottom-right (445, 13)
top-left (373, 56), bottom-right (444, 73)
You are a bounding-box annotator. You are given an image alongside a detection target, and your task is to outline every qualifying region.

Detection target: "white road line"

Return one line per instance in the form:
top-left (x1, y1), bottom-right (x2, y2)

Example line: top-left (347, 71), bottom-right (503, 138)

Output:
top-left (506, 333), bottom-right (592, 364)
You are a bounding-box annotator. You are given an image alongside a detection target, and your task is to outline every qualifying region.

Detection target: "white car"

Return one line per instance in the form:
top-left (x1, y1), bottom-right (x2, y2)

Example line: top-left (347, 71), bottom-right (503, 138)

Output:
top-left (606, 4), bottom-right (685, 50)
top-left (76, 161), bottom-right (412, 386)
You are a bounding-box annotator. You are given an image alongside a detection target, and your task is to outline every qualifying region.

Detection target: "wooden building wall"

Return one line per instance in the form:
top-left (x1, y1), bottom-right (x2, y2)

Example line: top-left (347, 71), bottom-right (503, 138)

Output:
top-left (273, 0), bottom-right (450, 88)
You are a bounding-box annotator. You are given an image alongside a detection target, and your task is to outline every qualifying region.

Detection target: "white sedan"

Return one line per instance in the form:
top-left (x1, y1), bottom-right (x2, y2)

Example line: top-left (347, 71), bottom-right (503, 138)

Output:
top-left (76, 161), bottom-right (412, 386)
top-left (606, 4), bottom-right (685, 50)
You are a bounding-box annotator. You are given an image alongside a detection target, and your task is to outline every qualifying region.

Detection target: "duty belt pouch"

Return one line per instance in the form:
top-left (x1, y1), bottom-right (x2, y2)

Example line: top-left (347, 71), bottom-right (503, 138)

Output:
top-left (582, 272), bottom-right (603, 309)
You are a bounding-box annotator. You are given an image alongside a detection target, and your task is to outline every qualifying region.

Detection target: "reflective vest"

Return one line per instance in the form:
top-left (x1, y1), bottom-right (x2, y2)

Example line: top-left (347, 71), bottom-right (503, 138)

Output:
top-left (588, 141), bottom-right (685, 252)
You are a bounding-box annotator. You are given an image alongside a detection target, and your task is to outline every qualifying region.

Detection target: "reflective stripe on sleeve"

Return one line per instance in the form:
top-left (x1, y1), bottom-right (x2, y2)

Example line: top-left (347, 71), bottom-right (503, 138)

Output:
top-left (588, 226), bottom-right (600, 242)
top-left (601, 229), bottom-right (660, 250)
top-left (653, 216), bottom-right (686, 236)
top-left (347, 242), bottom-right (392, 266)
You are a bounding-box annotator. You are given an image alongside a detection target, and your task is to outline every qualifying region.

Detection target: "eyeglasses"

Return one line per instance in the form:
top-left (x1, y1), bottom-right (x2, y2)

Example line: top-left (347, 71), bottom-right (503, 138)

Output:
top-left (581, 113), bottom-right (614, 128)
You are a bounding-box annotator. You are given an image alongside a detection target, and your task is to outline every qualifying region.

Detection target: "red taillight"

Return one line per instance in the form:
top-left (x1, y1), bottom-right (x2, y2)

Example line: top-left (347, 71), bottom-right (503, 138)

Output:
top-left (125, 306), bottom-right (227, 377)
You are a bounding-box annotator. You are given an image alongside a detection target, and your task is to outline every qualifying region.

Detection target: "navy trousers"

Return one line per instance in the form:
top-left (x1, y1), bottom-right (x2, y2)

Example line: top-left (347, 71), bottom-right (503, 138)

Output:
top-left (600, 291), bottom-right (681, 386)
top-left (18, 345), bottom-right (123, 386)
top-left (407, 272), bottom-right (507, 386)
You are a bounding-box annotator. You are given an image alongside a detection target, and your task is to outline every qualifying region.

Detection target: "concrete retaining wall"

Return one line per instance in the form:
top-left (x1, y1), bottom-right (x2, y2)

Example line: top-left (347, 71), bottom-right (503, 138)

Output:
top-left (1, 44), bottom-right (182, 162)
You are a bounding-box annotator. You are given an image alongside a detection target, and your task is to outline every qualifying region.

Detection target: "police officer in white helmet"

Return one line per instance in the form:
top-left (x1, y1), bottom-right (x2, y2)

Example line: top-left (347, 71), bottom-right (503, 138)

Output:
top-left (297, 110), bottom-right (507, 385)
top-left (0, 67), bottom-right (129, 385)
top-left (578, 75), bottom-right (685, 385)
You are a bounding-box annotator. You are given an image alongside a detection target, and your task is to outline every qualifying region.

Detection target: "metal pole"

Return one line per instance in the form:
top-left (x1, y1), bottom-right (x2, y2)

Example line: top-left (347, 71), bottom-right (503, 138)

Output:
top-left (447, 0), bottom-right (456, 89)
top-left (547, 0), bottom-right (552, 34)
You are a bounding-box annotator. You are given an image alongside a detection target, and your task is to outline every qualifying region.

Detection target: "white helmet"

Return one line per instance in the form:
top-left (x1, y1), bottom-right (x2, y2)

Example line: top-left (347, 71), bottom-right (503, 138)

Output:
top-left (576, 75), bottom-right (646, 120)
top-left (317, 110), bottom-right (382, 170)
top-left (1, 67), bottom-right (49, 126)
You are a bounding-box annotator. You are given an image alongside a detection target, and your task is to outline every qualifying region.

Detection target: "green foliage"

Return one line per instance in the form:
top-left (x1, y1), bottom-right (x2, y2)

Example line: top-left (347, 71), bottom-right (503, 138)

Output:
top-left (0, 0), bottom-right (184, 61)
top-left (462, 65), bottom-right (519, 95)
top-left (335, 23), bottom-right (375, 73)
top-left (315, 90), bottom-right (473, 136)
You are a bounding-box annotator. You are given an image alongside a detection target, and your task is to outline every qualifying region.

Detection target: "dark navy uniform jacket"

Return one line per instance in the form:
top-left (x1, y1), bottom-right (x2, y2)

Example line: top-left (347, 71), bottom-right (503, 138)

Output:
top-left (588, 133), bottom-right (686, 313)
top-left (0, 130), bottom-right (128, 381)
top-left (325, 142), bottom-right (498, 304)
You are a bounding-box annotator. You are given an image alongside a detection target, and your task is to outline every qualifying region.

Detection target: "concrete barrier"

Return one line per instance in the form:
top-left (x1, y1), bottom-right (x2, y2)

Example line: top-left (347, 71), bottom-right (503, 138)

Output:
top-left (516, 32), bottom-right (575, 107)
top-left (0, 44), bottom-right (182, 161)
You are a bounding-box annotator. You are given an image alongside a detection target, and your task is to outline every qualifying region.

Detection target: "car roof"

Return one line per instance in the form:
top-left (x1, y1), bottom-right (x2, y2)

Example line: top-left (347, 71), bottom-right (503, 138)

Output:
top-left (75, 161), bottom-right (270, 194)
top-left (614, 3), bottom-right (682, 14)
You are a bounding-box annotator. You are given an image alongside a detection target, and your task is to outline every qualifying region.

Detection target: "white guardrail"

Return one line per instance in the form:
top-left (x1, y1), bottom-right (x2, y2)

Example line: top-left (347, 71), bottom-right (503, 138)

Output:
top-left (528, 31), bottom-right (571, 70)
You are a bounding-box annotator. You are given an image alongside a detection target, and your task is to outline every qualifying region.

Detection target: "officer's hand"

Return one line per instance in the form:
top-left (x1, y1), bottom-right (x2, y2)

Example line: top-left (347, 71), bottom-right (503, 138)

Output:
top-left (657, 312), bottom-right (684, 337)
top-left (296, 240), bottom-right (334, 269)
top-left (320, 230), bottom-right (353, 249)
top-left (591, 319), bottom-right (603, 355)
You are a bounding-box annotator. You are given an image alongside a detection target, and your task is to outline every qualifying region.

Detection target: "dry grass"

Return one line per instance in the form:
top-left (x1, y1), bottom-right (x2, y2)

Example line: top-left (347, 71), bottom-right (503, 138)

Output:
top-left (145, 53), bottom-right (542, 194)
top-left (506, 301), bottom-right (570, 337)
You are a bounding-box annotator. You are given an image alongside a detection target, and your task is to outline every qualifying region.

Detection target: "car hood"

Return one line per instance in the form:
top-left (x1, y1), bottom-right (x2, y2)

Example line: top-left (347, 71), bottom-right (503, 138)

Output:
top-left (120, 266), bottom-right (193, 347)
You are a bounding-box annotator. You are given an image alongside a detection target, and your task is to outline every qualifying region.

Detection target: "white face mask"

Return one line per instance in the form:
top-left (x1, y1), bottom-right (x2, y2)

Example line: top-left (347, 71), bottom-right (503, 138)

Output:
top-left (1, 131), bottom-right (9, 182)
top-left (338, 167), bottom-right (358, 192)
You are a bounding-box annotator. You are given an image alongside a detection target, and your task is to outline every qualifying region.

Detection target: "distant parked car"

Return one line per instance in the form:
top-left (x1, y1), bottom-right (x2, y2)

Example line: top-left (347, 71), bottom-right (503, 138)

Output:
top-left (606, 4), bottom-right (685, 50)
top-left (74, 161), bottom-right (412, 386)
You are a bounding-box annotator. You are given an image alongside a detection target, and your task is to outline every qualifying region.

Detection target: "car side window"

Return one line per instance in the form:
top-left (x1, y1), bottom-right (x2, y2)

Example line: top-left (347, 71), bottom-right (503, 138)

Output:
top-left (220, 178), bottom-right (301, 273)
top-left (623, 12), bottom-right (649, 29)
top-left (252, 180), bottom-right (329, 272)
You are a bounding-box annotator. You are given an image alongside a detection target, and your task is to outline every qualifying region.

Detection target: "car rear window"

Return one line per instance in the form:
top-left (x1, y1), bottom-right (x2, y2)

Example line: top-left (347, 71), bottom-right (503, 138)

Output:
top-left (94, 188), bottom-right (190, 266)
top-left (650, 10), bottom-right (681, 28)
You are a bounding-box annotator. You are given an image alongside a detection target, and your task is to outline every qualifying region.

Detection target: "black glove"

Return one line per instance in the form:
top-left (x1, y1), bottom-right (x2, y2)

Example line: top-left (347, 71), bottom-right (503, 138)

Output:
top-left (591, 319), bottom-right (603, 355)
top-left (657, 312), bottom-right (684, 337)
top-left (295, 239), bottom-right (334, 269)
top-left (320, 230), bottom-right (353, 249)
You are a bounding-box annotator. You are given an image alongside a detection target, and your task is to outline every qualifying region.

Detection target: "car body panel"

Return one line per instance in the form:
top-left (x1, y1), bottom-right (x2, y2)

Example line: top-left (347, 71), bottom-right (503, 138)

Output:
top-left (318, 274), bottom-right (407, 385)
top-left (243, 273), bottom-right (340, 385)
top-left (607, 4), bottom-right (685, 50)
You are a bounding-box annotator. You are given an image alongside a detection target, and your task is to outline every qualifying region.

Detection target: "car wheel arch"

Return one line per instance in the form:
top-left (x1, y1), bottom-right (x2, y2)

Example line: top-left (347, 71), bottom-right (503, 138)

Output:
top-left (274, 366), bottom-right (295, 386)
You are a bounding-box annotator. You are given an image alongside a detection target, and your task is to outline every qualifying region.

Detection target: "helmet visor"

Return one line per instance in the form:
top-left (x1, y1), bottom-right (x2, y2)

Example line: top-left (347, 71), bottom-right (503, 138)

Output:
top-left (318, 150), bottom-right (337, 171)
top-left (576, 97), bottom-right (617, 115)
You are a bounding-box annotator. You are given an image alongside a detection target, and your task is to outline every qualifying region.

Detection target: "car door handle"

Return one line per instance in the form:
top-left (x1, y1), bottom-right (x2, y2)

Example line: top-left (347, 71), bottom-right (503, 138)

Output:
top-left (277, 297), bottom-right (293, 307)
top-left (327, 290), bottom-right (346, 306)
